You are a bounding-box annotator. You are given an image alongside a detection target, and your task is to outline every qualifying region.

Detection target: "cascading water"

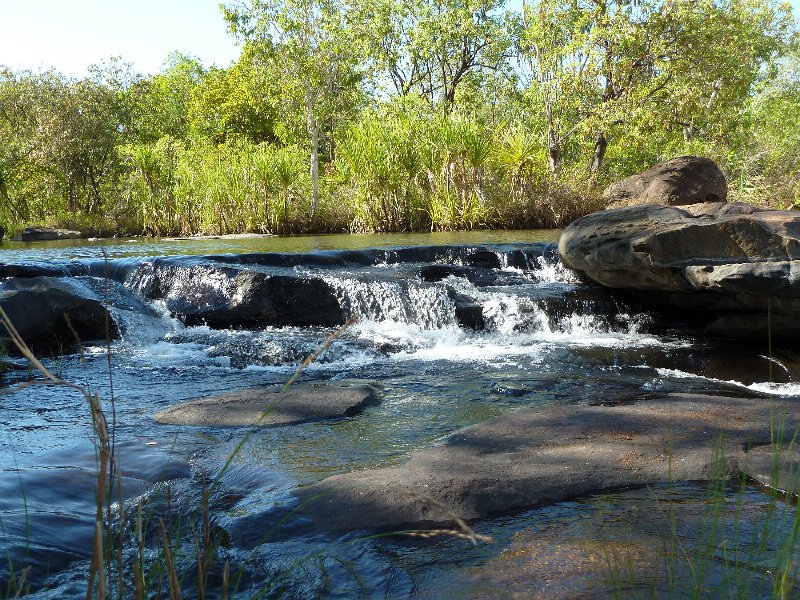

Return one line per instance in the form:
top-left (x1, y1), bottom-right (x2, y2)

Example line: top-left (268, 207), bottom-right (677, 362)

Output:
top-left (0, 234), bottom-right (797, 599)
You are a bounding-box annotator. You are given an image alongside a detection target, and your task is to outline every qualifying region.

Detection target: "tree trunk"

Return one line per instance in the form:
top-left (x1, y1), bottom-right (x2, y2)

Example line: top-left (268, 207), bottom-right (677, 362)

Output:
top-left (307, 92), bottom-right (320, 221)
top-left (588, 131), bottom-right (607, 174)
top-left (310, 120), bottom-right (320, 221)
top-left (547, 128), bottom-right (561, 176)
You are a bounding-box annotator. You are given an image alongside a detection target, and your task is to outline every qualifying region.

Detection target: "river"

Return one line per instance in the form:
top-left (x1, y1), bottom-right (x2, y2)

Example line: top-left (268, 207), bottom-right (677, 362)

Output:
top-left (0, 231), bottom-right (797, 598)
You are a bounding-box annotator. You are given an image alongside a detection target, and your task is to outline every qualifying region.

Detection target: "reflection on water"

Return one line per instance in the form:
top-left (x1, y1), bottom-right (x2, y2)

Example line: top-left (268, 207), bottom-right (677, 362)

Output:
top-left (0, 229), bottom-right (558, 261)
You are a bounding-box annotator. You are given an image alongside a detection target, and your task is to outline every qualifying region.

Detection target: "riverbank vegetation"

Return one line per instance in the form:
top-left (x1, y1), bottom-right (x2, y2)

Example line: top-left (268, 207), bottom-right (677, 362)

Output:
top-left (0, 0), bottom-right (798, 236)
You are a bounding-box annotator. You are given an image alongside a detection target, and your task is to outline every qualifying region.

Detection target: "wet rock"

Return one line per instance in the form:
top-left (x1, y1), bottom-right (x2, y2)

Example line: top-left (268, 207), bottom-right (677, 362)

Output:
top-left (154, 383), bottom-right (381, 427)
top-left (604, 156), bottom-right (727, 208)
top-left (419, 265), bottom-right (497, 287)
top-left (448, 289), bottom-right (485, 330)
top-left (558, 202), bottom-right (800, 338)
top-left (295, 393), bottom-right (798, 531)
top-left (128, 261), bottom-right (346, 328)
top-left (489, 382), bottom-right (532, 397)
top-left (0, 276), bottom-right (118, 349)
top-left (463, 250), bottom-right (502, 269)
top-left (11, 227), bottom-right (84, 241)
top-left (0, 263), bottom-right (72, 278)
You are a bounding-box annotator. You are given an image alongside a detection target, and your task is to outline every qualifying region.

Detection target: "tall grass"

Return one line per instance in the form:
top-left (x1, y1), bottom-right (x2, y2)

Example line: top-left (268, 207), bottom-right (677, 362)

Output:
top-left (605, 430), bottom-right (800, 599)
top-left (3, 106), bottom-right (614, 238)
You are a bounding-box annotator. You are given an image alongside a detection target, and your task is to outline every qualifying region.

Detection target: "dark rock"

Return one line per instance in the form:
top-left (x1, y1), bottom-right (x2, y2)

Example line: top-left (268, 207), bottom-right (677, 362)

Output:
top-left (419, 265), bottom-right (497, 287)
top-left (558, 202), bottom-right (800, 338)
top-left (11, 227), bottom-right (84, 242)
top-left (295, 394), bottom-right (798, 531)
top-left (154, 383), bottom-right (381, 427)
top-left (604, 156), bottom-right (727, 208)
top-left (0, 277), bottom-right (118, 350)
top-left (0, 263), bottom-right (72, 278)
top-left (127, 261), bottom-right (346, 328)
top-left (448, 289), bottom-right (485, 330)
top-left (489, 382), bottom-right (532, 397)
top-left (463, 251), bottom-right (502, 269)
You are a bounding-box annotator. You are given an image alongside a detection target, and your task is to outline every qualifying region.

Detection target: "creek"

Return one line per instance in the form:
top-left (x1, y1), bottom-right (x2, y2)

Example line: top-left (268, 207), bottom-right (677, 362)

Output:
top-left (0, 231), bottom-right (797, 598)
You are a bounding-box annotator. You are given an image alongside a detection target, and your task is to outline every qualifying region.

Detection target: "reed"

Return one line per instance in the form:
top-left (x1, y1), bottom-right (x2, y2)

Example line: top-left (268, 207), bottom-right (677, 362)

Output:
top-left (604, 427), bottom-right (800, 598)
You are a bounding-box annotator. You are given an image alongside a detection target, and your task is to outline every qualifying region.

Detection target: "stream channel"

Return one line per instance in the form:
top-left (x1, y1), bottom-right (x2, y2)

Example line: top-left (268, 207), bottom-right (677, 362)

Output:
top-left (0, 230), bottom-right (798, 598)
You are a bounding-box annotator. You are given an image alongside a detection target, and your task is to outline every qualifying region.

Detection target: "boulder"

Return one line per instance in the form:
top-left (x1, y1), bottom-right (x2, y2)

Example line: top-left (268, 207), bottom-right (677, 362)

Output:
top-left (604, 156), bottom-right (727, 208)
top-left (11, 227), bottom-right (84, 242)
top-left (0, 277), bottom-right (118, 349)
top-left (557, 202), bottom-right (800, 337)
top-left (154, 383), bottom-right (380, 427)
top-left (294, 393), bottom-right (798, 532)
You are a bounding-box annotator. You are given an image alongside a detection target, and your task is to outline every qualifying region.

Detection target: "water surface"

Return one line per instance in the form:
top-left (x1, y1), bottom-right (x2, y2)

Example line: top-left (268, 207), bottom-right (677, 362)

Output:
top-left (0, 230), bottom-right (796, 598)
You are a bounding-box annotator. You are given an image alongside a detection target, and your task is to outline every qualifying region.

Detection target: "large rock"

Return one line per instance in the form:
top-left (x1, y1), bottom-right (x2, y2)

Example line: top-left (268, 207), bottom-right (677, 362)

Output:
top-left (294, 394), bottom-right (798, 532)
top-left (10, 227), bottom-right (84, 242)
top-left (604, 156), bottom-right (727, 208)
top-left (0, 277), bottom-right (118, 349)
top-left (557, 202), bottom-right (800, 337)
top-left (154, 383), bottom-right (380, 426)
top-left (127, 261), bottom-right (346, 328)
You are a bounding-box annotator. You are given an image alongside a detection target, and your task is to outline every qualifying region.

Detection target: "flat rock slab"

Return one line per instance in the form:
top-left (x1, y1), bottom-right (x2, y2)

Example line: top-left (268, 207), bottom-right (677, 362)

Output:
top-left (295, 394), bottom-right (799, 532)
top-left (738, 444), bottom-right (800, 496)
top-left (154, 384), bottom-right (380, 427)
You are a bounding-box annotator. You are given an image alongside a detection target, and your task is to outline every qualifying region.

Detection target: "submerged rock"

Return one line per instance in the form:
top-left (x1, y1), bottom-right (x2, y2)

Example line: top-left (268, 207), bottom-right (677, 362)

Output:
top-left (0, 276), bottom-right (118, 349)
top-left (154, 383), bottom-right (381, 427)
top-left (11, 227), bottom-right (84, 241)
top-left (294, 393), bottom-right (798, 532)
top-left (558, 202), bottom-right (800, 338)
top-left (604, 156), bottom-right (727, 208)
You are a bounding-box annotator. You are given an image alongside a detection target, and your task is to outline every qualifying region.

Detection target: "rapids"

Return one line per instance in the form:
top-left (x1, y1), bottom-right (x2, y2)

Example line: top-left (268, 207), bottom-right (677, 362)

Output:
top-left (0, 231), bottom-right (797, 598)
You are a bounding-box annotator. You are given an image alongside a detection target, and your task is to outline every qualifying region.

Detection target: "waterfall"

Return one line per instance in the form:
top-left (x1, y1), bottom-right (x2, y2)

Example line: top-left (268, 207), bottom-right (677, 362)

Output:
top-left (324, 276), bottom-right (457, 329)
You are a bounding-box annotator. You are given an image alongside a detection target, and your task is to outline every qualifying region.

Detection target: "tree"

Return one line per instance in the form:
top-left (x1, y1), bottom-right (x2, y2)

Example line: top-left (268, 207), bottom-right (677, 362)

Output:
top-left (129, 52), bottom-right (206, 142)
top-left (188, 46), bottom-right (277, 144)
top-left (518, 0), bottom-right (794, 178)
top-left (223, 0), bottom-right (365, 219)
top-left (354, 0), bottom-right (514, 108)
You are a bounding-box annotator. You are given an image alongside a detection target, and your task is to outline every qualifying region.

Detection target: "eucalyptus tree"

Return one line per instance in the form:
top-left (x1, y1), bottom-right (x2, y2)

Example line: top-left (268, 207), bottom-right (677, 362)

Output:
top-left (0, 67), bottom-right (50, 221)
top-left (518, 0), bottom-right (793, 178)
top-left (128, 52), bottom-right (206, 143)
top-left (222, 0), bottom-right (366, 219)
top-left (188, 46), bottom-right (277, 144)
top-left (353, 0), bottom-right (514, 108)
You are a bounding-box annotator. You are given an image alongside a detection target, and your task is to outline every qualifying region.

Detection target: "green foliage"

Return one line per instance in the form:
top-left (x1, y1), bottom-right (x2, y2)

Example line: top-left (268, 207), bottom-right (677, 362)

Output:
top-left (0, 0), bottom-right (798, 236)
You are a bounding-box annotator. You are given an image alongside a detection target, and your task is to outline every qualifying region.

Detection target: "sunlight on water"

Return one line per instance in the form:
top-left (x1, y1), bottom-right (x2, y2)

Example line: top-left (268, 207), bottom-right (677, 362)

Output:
top-left (0, 235), bottom-right (797, 598)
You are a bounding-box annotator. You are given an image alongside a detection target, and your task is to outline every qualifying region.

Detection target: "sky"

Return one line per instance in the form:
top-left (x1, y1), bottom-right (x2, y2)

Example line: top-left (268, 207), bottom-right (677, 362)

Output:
top-left (0, 1), bottom-right (242, 77)
top-left (1, 0), bottom-right (800, 78)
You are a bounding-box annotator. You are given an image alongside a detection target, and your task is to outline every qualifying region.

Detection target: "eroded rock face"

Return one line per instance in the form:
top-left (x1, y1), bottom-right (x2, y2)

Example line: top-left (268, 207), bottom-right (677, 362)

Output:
top-left (294, 393), bottom-right (799, 532)
top-left (557, 202), bottom-right (800, 337)
top-left (154, 383), bottom-right (380, 426)
top-left (604, 156), bottom-right (727, 208)
top-left (0, 277), bottom-right (118, 348)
